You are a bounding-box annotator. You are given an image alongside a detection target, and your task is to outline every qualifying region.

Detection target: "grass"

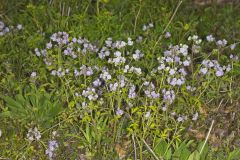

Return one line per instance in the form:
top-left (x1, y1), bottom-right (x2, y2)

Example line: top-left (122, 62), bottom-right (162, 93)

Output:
top-left (0, 0), bottom-right (240, 159)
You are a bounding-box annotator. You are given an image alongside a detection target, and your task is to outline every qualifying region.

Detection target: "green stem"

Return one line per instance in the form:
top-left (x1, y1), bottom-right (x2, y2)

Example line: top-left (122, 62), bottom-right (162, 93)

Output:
top-left (96, 0), bottom-right (100, 15)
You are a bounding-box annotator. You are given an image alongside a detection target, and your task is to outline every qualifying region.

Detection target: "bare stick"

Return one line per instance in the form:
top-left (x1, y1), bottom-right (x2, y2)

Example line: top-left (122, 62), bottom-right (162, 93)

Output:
top-left (132, 135), bottom-right (137, 160)
top-left (152, 0), bottom-right (183, 52)
top-left (142, 139), bottom-right (162, 160)
top-left (200, 120), bottom-right (215, 155)
top-left (134, 1), bottom-right (142, 34)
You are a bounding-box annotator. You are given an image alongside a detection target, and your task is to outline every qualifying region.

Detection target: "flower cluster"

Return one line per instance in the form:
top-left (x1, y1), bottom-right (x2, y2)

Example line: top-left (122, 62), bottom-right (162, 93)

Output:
top-left (142, 23), bottom-right (154, 31)
top-left (200, 59), bottom-right (231, 77)
top-left (157, 44), bottom-right (190, 87)
top-left (45, 140), bottom-right (59, 160)
top-left (26, 127), bottom-right (41, 142)
top-left (0, 21), bottom-right (23, 36)
top-left (33, 31), bottom-right (238, 123)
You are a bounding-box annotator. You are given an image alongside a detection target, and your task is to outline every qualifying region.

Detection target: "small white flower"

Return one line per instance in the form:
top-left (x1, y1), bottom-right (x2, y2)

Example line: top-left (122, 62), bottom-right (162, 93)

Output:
top-left (127, 38), bottom-right (133, 46)
top-left (116, 108), bottom-right (124, 116)
top-left (165, 32), bottom-right (171, 38)
top-left (206, 35), bottom-right (215, 42)
top-left (230, 43), bottom-right (237, 50)
top-left (216, 39), bottom-right (227, 47)
top-left (31, 72), bottom-right (37, 77)
top-left (192, 112), bottom-right (199, 121)
top-left (114, 51), bottom-right (121, 57)
top-left (145, 111), bottom-right (151, 118)
top-left (149, 23), bottom-right (154, 28)
top-left (216, 70), bottom-right (224, 77)
top-left (27, 127), bottom-right (41, 142)
top-left (142, 25), bottom-right (147, 31)
top-left (183, 60), bottom-right (190, 66)
top-left (16, 24), bottom-right (23, 30)
top-left (200, 68), bottom-right (208, 75)
top-left (177, 116), bottom-right (183, 122)
top-left (169, 69), bottom-right (176, 75)
top-left (46, 42), bottom-right (53, 49)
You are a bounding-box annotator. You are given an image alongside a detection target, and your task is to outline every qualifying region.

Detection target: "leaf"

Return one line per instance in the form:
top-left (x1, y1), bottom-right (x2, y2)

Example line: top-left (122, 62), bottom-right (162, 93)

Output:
top-left (197, 141), bottom-right (209, 160)
top-left (165, 148), bottom-right (172, 160)
top-left (154, 139), bottom-right (168, 157)
top-left (188, 151), bottom-right (200, 160)
top-left (227, 149), bottom-right (240, 160)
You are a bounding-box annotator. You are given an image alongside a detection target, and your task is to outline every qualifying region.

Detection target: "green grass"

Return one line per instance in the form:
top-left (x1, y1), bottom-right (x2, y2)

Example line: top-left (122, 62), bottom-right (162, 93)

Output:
top-left (0, 0), bottom-right (240, 159)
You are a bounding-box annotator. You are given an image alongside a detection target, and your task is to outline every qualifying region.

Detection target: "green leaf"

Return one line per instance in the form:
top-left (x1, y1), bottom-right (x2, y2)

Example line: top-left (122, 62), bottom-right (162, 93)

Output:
top-left (227, 149), bottom-right (240, 160)
top-left (197, 141), bottom-right (209, 160)
top-left (154, 139), bottom-right (168, 157)
top-left (188, 151), bottom-right (200, 160)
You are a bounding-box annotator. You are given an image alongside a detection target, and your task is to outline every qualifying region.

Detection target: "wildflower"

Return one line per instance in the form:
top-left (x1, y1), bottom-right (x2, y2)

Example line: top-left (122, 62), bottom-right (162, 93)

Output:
top-left (93, 79), bottom-right (102, 87)
top-left (100, 70), bottom-right (111, 81)
top-left (132, 49), bottom-right (144, 60)
top-left (176, 78), bottom-right (185, 86)
top-left (27, 127), bottom-right (41, 142)
top-left (162, 105), bottom-right (167, 111)
top-left (183, 60), bottom-right (190, 66)
top-left (3, 27), bottom-right (9, 33)
top-left (179, 45), bottom-right (188, 56)
top-left (150, 91), bottom-right (160, 99)
top-left (82, 102), bottom-right (87, 108)
top-left (124, 65), bottom-right (130, 73)
top-left (16, 24), bottom-right (23, 30)
top-left (200, 68), bottom-right (208, 75)
top-left (31, 72), bottom-right (37, 77)
top-left (158, 63), bottom-right (165, 70)
top-left (162, 89), bottom-right (175, 104)
top-left (45, 140), bottom-right (59, 160)
top-left (169, 69), bottom-right (176, 75)
top-left (82, 87), bottom-right (98, 101)
top-left (105, 37), bottom-right (113, 47)
top-left (51, 70), bottom-right (57, 76)
top-left (50, 31), bottom-right (69, 45)
top-left (128, 85), bottom-right (137, 99)
top-left (142, 25), bottom-right (147, 31)
top-left (168, 77), bottom-right (176, 86)
top-left (34, 48), bottom-right (41, 57)
top-left (52, 131), bottom-right (58, 138)
top-left (177, 116), bottom-right (183, 122)
top-left (216, 70), bottom-right (224, 77)
top-left (230, 43), bottom-right (237, 50)
top-left (179, 68), bottom-right (187, 76)
top-left (80, 65), bottom-right (93, 76)
top-left (149, 23), bottom-right (154, 28)
top-left (136, 36), bottom-right (143, 43)
top-left (109, 82), bottom-right (118, 91)
top-left (192, 112), bottom-right (199, 121)
top-left (206, 35), bottom-right (215, 42)
top-left (114, 40), bottom-right (126, 49)
top-left (129, 66), bottom-right (142, 75)
top-left (114, 51), bottom-right (121, 57)
top-left (165, 32), bottom-right (171, 38)
top-left (119, 76), bottom-right (126, 87)
top-left (116, 108), bottom-right (124, 116)
top-left (186, 85), bottom-right (196, 92)
top-left (145, 111), bottom-right (151, 118)
top-left (109, 56), bottom-right (126, 66)
top-left (127, 38), bottom-right (133, 46)
top-left (192, 45), bottom-right (201, 53)
top-left (0, 21), bottom-right (5, 30)
top-left (46, 42), bottom-right (53, 49)
top-left (216, 39), bottom-right (227, 47)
